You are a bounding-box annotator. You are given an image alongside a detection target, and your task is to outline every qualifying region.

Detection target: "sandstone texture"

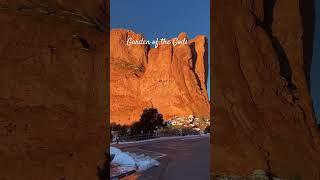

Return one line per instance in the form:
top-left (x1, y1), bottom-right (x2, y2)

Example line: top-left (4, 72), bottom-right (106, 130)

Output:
top-left (110, 29), bottom-right (209, 125)
top-left (212, 0), bottom-right (320, 179)
top-left (0, 1), bottom-right (108, 179)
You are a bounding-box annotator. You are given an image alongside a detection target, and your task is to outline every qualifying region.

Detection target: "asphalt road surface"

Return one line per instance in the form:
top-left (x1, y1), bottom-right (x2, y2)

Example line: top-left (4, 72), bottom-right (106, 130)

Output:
top-left (115, 135), bottom-right (210, 180)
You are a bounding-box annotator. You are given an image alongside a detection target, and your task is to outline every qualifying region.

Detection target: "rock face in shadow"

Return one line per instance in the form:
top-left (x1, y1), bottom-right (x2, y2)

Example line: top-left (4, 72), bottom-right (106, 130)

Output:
top-left (1, 0), bottom-right (106, 24)
top-left (212, 0), bottom-right (320, 179)
top-left (0, 1), bottom-right (108, 179)
top-left (110, 29), bottom-right (209, 124)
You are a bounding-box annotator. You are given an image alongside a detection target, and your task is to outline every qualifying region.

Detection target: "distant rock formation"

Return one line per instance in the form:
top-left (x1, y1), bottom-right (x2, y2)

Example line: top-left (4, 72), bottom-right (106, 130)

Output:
top-left (110, 29), bottom-right (209, 125)
top-left (212, 0), bottom-right (320, 179)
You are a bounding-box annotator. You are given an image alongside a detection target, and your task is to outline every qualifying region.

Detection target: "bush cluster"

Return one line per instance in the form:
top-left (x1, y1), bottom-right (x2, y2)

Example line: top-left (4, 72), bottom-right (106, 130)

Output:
top-left (110, 108), bottom-right (165, 140)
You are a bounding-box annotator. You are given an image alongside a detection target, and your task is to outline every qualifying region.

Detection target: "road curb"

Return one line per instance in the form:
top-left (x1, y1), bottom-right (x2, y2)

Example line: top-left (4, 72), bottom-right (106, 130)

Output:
top-left (111, 170), bottom-right (136, 180)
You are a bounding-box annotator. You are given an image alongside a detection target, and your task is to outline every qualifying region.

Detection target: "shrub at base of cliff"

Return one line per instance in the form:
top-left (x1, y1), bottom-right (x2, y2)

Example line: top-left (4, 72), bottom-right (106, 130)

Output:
top-left (110, 108), bottom-right (165, 142)
top-left (130, 108), bottom-right (165, 136)
top-left (156, 126), bottom-right (200, 136)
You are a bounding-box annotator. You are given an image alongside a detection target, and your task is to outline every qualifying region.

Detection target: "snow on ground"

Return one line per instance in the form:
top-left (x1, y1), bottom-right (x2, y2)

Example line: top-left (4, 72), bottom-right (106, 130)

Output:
top-left (110, 147), bottom-right (160, 177)
top-left (127, 152), bottom-right (160, 171)
top-left (111, 147), bottom-right (136, 166)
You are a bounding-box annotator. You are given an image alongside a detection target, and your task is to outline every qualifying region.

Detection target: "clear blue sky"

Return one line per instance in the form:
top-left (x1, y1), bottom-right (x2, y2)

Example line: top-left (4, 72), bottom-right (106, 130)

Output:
top-left (110, 0), bottom-right (210, 96)
top-left (311, 1), bottom-right (320, 123)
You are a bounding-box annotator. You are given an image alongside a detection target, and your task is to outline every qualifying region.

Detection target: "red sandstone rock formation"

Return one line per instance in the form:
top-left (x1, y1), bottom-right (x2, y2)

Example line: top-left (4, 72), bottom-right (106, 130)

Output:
top-left (0, 1), bottom-right (108, 179)
top-left (212, 0), bottom-right (320, 179)
top-left (110, 29), bottom-right (209, 125)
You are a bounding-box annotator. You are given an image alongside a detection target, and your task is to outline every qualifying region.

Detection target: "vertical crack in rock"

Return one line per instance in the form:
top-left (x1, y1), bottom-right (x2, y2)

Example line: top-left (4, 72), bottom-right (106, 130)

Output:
top-left (257, 145), bottom-right (272, 178)
top-left (235, 33), bottom-right (274, 174)
top-left (190, 42), bottom-right (204, 91)
top-left (260, 0), bottom-right (297, 92)
top-left (234, 34), bottom-right (258, 108)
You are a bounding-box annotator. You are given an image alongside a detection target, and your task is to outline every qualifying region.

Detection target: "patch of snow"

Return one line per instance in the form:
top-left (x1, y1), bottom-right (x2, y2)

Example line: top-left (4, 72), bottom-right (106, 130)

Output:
top-left (110, 146), bottom-right (122, 154)
top-left (110, 147), bottom-right (160, 172)
top-left (111, 147), bottom-right (136, 167)
top-left (128, 152), bottom-right (160, 171)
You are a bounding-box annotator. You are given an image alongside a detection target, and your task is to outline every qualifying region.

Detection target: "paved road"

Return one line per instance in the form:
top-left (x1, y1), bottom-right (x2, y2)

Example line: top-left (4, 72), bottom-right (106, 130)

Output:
top-left (115, 135), bottom-right (210, 180)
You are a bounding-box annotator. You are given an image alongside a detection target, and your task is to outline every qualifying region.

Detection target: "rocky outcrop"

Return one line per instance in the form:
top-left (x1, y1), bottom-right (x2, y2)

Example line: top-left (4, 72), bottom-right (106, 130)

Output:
top-left (110, 29), bottom-right (209, 125)
top-left (212, 0), bottom-right (320, 179)
top-left (0, 1), bottom-right (108, 179)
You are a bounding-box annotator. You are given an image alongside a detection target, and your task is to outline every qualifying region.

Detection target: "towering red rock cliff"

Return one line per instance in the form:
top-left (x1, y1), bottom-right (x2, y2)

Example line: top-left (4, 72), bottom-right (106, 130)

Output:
top-left (0, 1), bottom-right (108, 179)
top-left (110, 29), bottom-right (209, 125)
top-left (212, 0), bottom-right (320, 179)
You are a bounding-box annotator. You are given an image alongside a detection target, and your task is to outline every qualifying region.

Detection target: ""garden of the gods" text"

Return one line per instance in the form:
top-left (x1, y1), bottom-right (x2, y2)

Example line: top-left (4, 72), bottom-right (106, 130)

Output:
top-left (126, 37), bottom-right (188, 48)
